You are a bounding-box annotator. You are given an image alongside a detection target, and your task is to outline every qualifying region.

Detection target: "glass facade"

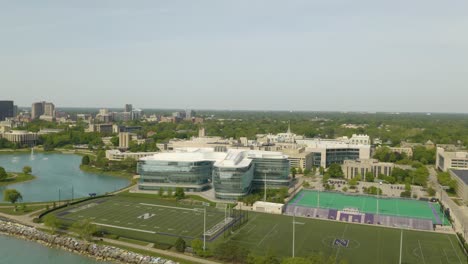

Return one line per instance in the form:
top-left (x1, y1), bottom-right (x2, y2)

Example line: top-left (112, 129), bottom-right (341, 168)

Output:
top-left (212, 164), bottom-right (254, 200)
top-left (325, 148), bottom-right (360, 166)
top-left (312, 152), bottom-right (322, 167)
top-left (251, 157), bottom-right (290, 188)
top-left (137, 160), bottom-right (213, 191)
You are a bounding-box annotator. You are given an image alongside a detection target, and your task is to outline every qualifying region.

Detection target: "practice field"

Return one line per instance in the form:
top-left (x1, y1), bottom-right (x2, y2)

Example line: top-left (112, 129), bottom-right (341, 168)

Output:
top-left (230, 212), bottom-right (466, 264)
top-left (290, 190), bottom-right (449, 225)
top-left (53, 195), bottom-right (232, 245)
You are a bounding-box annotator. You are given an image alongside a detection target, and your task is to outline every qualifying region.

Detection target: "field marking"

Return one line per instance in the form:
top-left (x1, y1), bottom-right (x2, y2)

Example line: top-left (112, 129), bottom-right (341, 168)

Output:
top-left (140, 203), bottom-right (196, 212)
top-left (446, 235), bottom-right (463, 264)
top-left (418, 240), bottom-right (426, 264)
top-left (399, 230), bottom-right (403, 264)
top-left (93, 222), bottom-right (155, 234)
top-left (442, 249), bottom-right (450, 263)
top-left (257, 223), bottom-right (278, 246)
top-left (334, 224), bottom-right (349, 261)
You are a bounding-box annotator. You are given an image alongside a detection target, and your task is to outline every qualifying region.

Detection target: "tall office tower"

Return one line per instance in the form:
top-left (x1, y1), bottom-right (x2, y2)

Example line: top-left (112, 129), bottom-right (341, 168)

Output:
top-left (185, 109), bottom-right (195, 119)
top-left (125, 104), bottom-right (133, 112)
top-left (44, 102), bottom-right (55, 117)
top-left (0, 100), bottom-right (14, 121)
top-left (31, 101), bottom-right (45, 119)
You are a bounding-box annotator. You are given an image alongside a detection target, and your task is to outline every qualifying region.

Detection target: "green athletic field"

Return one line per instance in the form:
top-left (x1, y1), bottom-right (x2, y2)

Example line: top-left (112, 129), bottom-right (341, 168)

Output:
top-left (53, 195), bottom-right (229, 246)
top-left (290, 190), bottom-right (449, 225)
top-left (50, 194), bottom-right (466, 263)
top-left (230, 212), bottom-right (466, 264)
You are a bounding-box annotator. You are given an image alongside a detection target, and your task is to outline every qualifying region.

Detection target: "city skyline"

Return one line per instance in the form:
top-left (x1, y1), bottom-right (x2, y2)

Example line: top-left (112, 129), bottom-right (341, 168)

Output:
top-left (2, 1), bottom-right (468, 113)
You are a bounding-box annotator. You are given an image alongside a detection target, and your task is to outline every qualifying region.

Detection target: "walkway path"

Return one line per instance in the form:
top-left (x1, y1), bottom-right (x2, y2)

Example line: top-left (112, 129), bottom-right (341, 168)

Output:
top-left (101, 238), bottom-right (221, 264)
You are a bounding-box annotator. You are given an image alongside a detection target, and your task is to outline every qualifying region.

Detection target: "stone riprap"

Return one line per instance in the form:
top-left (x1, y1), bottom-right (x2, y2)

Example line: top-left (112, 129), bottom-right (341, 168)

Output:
top-left (0, 220), bottom-right (177, 264)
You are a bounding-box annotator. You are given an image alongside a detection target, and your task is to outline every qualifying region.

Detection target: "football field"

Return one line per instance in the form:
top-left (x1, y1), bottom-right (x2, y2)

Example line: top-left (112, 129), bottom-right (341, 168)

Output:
top-left (290, 190), bottom-right (449, 225)
top-left (54, 195), bottom-right (230, 245)
top-left (50, 194), bottom-right (466, 263)
top-left (230, 212), bottom-right (466, 264)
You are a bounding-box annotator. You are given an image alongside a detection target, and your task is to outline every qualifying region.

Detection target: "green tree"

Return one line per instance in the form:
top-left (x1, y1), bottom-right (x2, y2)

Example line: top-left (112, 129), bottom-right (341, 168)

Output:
top-left (303, 181), bottom-right (310, 188)
top-left (303, 169), bottom-right (311, 176)
top-left (174, 237), bottom-right (186, 252)
top-left (22, 166), bottom-right (32, 174)
top-left (167, 187), bottom-right (173, 197)
top-left (290, 167), bottom-right (296, 179)
top-left (175, 187), bottom-right (185, 200)
top-left (81, 155), bottom-right (90, 165)
top-left (110, 136), bottom-right (119, 147)
top-left (71, 219), bottom-right (96, 241)
top-left (0, 167), bottom-right (7, 180)
top-left (326, 163), bottom-right (344, 178)
top-left (191, 238), bottom-right (204, 256)
top-left (43, 214), bottom-right (60, 234)
top-left (427, 186), bottom-right (436, 196)
top-left (319, 166), bottom-right (325, 175)
top-left (158, 188), bottom-right (164, 197)
top-left (297, 167), bottom-right (303, 174)
top-left (365, 172), bottom-right (375, 182)
top-left (3, 189), bottom-right (22, 204)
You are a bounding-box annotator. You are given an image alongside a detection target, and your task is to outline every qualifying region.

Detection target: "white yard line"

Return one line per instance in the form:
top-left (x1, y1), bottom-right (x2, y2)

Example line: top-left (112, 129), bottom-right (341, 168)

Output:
top-left (418, 240), bottom-right (426, 264)
top-left (139, 203), bottom-right (196, 211)
top-left (93, 222), bottom-right (155, 234)
top-left (399, 230), bottom-right (403, 264)
top-left (257, 223), bottom-right (278, 246)
top-left (447, 235), bottom-right (463, 264)
top-left (334, 224), bottom-right (349, 263)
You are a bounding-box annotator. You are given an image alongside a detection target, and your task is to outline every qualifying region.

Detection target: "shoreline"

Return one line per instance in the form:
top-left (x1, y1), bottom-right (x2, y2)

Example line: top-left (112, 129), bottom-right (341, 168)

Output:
top-left (0, 173), bottom-right (37, 187)
top-left (0, 219), bottom-right (177, 264)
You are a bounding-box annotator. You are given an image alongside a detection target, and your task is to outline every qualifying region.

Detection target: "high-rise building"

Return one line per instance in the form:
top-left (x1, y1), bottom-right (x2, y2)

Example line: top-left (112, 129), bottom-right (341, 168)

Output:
top-left (185, 109), bottom-right (195, 119)
top-left (44, 102), bottom-right (55, 117)
top-left (0, 101), bottom-right (14, 121)
top-left (31, 102), bottom-right (45, 119)
top-left (125, 104), bottom-right (133, 112)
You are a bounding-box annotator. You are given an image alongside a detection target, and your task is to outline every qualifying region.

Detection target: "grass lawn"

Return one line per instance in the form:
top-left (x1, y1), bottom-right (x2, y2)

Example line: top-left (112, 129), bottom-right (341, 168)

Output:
top-left (0, 173), bottom-right (36, 186)
top-left (229, 212), bottom-right (466, 264)
top-left (52, 195), bottom-right (227, 246)
top-left (48, 195), bottom-right (467, 263)
top-left (0, 204), bottom-right (45, 215)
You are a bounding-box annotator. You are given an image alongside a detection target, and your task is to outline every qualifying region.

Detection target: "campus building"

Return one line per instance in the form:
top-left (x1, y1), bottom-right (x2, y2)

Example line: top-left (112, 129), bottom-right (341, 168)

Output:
top-left (296, 138), bottom-right (371, 168)
top-left (0, 130), bottom-right (38, 147)
top-left (105, 149), bottom-right (159, 161)
top-left (137, 148), bottom-right (290, 200)
top-left (342, 159), bottom-right (395, 180)
top-left (0, 101), bottom-right (14, 121)
top-left (448, 170), bottom-right (468, 203)
top-left (436, 147), bottom-right (468, 172)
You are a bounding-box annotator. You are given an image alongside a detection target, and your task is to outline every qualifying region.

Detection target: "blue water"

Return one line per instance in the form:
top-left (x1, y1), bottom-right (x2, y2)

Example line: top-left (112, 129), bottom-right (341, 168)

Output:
top-left (0, 153), bottom-right (129, 202)
top-left (0, 234), bottom-right (110, 264)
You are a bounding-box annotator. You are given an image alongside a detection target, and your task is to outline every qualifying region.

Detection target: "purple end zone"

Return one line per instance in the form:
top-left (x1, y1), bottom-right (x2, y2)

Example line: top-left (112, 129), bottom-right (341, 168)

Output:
top-left (364, 213), bottom-right (374, 224)
top-left (428, 203), bottom-right (442, 225)
top-left (328, 209), bottom-right (338, 220)
top-left (292, 192), bottom-right (305, 205)
top-left (352, 214), bottom-right (362, 223)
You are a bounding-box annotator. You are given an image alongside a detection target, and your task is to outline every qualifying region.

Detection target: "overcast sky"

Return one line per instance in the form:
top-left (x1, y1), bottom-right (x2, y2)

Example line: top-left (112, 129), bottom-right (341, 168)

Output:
top-left (1, 1), bottom-right (467, 112)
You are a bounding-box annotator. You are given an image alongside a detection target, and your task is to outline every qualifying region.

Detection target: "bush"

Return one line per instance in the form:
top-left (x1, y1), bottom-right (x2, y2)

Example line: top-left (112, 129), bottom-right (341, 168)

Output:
top-left (32, 218), bottom-right (41, 223)
top-left (400, 191), bottom-right (411, 198)
top-left (174, 237), bottom-right (186, 252)
top-left (342, 187), bottom-right (348, 192)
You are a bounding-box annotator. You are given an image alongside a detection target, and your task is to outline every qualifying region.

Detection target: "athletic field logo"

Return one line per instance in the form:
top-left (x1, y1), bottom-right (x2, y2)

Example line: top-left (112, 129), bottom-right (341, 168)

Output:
top-left (333, 239), bottom-right (350, 248)
top-left (137, 213), bottom-right (155, 220)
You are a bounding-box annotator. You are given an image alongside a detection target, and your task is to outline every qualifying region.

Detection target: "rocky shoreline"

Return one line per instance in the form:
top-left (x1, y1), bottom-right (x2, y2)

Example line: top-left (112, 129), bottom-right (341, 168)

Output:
top-left (0, 220), bottom-right (177, 264)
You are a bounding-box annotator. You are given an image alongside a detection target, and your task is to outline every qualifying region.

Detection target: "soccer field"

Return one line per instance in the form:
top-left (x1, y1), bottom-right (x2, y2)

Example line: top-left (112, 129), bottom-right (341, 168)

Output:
top-left (53, 195), bottom-right (229, 245)
top-left (290, 190), bottom-right (449, 225)
top-left (230, 212), bottom-right (466, 264)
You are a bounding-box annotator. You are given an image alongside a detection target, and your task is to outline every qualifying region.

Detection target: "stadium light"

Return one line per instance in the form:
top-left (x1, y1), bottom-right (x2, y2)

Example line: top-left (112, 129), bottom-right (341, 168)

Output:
top-left (195, 204), bottom-right (209, 251)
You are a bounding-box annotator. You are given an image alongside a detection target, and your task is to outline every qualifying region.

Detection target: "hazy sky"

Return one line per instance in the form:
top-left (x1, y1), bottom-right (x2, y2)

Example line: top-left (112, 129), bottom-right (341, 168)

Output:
top-left (1, 1), bottom-right (467, 112)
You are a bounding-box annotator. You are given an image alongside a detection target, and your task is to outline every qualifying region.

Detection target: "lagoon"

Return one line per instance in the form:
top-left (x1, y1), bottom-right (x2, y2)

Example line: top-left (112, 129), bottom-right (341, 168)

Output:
top-left (0, 234), bottom-right (109, 264)
top-left (0, 153), bottom-right (129, 202)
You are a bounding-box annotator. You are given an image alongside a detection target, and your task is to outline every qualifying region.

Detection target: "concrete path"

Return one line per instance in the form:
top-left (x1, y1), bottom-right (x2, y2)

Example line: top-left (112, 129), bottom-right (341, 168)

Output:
top-left (101, 238), bottom-right (221, 264)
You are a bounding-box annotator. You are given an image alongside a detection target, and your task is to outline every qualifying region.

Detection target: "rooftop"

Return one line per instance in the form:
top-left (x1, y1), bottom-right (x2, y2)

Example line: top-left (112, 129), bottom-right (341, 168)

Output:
top-left (451, 169), bottom-right (468, 185)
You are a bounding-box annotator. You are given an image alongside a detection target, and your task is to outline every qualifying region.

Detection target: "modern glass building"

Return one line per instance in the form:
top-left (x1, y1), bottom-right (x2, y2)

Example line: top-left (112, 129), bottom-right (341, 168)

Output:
top-left (137, 148), bottom-right (291, 200)
top-left (212, 163), bottom-right (254, 200)
top-left (249, 153), bottom-right (290, 189)
top-left (137, 150), bottom-right (222, 192)
top-left (325, 148), bottom-right (360, 166)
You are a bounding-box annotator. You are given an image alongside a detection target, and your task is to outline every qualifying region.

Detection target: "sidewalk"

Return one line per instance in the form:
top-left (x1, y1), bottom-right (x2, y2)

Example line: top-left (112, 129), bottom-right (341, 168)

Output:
top-left (101, 238), bottom-right (221, 264)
